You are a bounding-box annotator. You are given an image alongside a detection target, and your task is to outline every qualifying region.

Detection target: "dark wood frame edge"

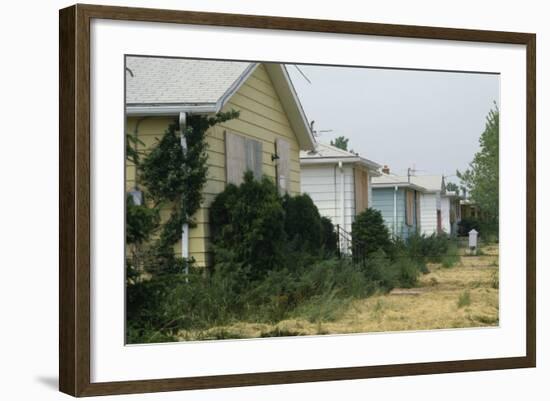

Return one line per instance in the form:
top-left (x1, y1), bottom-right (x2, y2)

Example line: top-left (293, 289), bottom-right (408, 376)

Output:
top-left (59, 3), bottom-right (536, 397)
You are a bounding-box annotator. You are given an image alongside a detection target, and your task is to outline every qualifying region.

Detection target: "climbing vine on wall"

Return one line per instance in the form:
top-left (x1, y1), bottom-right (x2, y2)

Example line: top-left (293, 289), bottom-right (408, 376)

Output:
top-left (126, 110), bottom-right (240, 275)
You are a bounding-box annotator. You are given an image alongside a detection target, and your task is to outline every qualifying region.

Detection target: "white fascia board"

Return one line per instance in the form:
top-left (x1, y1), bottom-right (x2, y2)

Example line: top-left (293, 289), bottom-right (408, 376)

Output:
top-left (216, 63), bottom-right (259, 112)
top-left (372, 182), bottom-right (427, 192)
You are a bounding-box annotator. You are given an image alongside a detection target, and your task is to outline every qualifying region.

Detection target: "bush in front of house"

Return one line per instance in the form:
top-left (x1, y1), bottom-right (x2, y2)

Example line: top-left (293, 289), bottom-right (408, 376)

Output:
top-left (403, 232), bottom-right (450, 263)
top-left (209, 171), bottom-right (287, 280)
top-left (210, 172), bottom-right (340, 279)
top-left (320, 216), bottom-right (339, 255)
top-left (351, 208), bottom-right (392, 257)
top-left (283, 193), bottom-right (322, 254)
top-left (282, 193), bottom-right (338, 257)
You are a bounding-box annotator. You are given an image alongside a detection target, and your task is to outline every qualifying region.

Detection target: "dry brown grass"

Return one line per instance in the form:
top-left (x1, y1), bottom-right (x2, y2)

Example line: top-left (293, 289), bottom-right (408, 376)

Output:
top-left (177, 244), bottom-right (499, 340)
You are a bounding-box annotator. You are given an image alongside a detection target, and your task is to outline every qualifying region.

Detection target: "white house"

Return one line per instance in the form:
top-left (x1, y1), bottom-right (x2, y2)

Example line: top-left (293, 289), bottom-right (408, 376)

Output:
top-left (408, 175), bottom-right (446, 235)
top-left (441, 191), bottom-right (462, 235)
top-left (300, 143), bottom-right (381, 243)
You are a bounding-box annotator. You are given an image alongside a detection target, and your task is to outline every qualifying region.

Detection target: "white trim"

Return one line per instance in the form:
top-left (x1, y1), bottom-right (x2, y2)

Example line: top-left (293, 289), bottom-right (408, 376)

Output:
top-left (216, 63), bottom-right (259, 111)
top-left (372, 182), bottom-right (426, 192)
top-left (300, 157), bottom-right (380, 171)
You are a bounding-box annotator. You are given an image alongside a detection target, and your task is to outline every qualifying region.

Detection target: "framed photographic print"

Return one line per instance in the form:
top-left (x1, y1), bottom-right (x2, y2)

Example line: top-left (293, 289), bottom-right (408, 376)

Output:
top-left (59, 4), bottom-right (536, 397)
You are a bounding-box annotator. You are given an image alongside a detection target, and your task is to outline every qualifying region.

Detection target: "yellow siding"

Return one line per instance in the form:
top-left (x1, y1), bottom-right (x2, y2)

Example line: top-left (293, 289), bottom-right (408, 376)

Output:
top-left (126, 64), bottom-right (302, 266)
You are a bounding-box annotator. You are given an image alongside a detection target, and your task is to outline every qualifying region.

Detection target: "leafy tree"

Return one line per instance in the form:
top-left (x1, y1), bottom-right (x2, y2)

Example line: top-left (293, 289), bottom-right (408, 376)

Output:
top-left (352, 208), bottom-right (392, 257)
top-left (330, 136), bottom-right (349, 151)
top-left (457, 104), bottom-right (499, 234)
top-left (446, 182), bottom-right (459, 193)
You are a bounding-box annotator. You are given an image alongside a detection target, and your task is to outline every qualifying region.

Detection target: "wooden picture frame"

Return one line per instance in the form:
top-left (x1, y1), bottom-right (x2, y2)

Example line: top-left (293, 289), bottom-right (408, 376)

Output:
top-left (59, 3), bottom-right (536, 397)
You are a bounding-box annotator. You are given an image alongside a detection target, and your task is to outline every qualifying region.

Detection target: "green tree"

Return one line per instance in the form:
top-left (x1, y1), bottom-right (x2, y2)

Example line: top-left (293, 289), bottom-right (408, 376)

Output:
top-left (330, 136), bottom-right (349, 151)
top-left (445, 182), bottom-right (459, 193)
top-left (457, 104), bottom-right (499, 234)
top-left (352, 208), bottom-right (392, 257)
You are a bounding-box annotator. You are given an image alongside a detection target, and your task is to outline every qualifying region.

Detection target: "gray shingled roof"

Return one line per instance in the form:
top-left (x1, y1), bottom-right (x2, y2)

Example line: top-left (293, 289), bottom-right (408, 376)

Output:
top-left (125, 56), bottom-right (253, 105)
top-left (372, 173), bottom-right (444, 192)
top-left (300, 142), bottom-right (381, 172)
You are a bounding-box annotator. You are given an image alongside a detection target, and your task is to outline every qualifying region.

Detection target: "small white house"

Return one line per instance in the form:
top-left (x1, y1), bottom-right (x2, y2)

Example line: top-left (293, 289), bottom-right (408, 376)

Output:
top-left (441, 190), bottom-right (461, 235)
top-left (408, 175), bottom-right (446, 235)
top-left (300, 143), bottom-right (381, 240)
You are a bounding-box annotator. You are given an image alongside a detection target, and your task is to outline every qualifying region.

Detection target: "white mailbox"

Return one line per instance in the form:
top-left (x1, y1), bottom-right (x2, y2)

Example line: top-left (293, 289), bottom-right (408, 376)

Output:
top-left (468, 229), bottom-right (478, 253)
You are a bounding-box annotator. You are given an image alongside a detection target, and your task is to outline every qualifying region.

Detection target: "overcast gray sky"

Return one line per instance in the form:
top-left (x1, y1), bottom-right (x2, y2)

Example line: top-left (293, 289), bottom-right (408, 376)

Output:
top-left (287, 64), bottom-right (500, 183)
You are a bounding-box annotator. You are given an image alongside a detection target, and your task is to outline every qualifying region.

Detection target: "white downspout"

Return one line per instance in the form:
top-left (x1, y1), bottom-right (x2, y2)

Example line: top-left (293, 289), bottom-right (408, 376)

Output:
top-left (393, 185), bottom-right (398, 238)
top-left (179, 112), bottom-right (189, 273)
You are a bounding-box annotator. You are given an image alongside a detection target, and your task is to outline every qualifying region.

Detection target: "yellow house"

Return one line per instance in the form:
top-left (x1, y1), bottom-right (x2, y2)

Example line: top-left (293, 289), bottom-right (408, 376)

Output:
top-left (125, 56), bottom-right (316, 266)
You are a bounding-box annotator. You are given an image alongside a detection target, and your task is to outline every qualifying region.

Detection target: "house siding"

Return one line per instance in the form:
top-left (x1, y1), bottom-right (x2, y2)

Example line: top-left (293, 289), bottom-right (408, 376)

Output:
top-left (372, 187), bottom-right (418, 239)
top-left (420, 193), bottom-right (438, 235)
top-left (126, 64), bottom-right (302, 266)
top-left (441, 196), bottom-right (451, 234)
top-left (300, 164), bottom-right (355, 235)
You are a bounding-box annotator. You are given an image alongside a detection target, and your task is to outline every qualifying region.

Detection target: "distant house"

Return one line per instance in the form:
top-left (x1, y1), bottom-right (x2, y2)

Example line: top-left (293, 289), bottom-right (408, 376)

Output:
top-left (371, 169), bottom-right (426, 239)
top-left (299, 143), bottom-right (381, 242)
top-left (460, 199), bottom-right (481, 219)
top-left (441, 191), bottom-right (462, 235)
top-left (408, 174), bottom-right (446, 235)
top-left (126, 57), bottom-right (315, 266)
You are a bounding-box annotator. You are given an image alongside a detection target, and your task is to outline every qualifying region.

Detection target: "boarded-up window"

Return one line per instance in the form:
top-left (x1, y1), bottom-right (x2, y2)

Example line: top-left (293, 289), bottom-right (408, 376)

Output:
top-left (275, 138), bottom-right (290, 194)
top-left (225, 131), bottom-right (262, 185)
top-left (406, 190), bottom-right (415, 226)
top-left (354, 168), bottom-right (369, 214)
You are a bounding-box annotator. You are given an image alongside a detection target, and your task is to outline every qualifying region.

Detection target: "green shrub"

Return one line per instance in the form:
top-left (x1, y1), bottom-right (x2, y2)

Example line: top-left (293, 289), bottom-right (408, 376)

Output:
top-left (363, 249), bottom-right (398, 290)
top-left (393, 256), bottom-right (420, 288)
top-left (405, 233), bottom-right (449, 263)
top-left (125, 195), bottom-right (160, 245)
top-left (441, 242), bottom-right (460, 268)
top-left (210, 172), bottom-right (286, 280)
top-left (320, 216), bottom-right (338, 255)
top-left (352, 208), bottom-right (392, 257)
top-left (283, 193), bottom-right (322, 255)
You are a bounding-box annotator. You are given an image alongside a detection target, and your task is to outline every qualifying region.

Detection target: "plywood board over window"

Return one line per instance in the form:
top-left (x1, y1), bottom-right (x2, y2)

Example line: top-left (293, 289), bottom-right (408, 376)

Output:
top-left (406, 190), bottom-right (415, 226)
top-left (354, 167), bottom-right (369, 214)
top-left (275, 138), bottom-right (290, 194)
top-left (225, 130), bottom-right (262, 185)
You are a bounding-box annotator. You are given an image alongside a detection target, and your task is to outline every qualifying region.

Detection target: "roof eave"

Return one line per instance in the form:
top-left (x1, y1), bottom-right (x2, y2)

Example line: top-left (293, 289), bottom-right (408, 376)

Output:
top-left (372, 182), bottom-right (427, 192)
top-left (126, 104), bottom-right (217, 116)
top-left (266, 64), bottom-right (316, 151)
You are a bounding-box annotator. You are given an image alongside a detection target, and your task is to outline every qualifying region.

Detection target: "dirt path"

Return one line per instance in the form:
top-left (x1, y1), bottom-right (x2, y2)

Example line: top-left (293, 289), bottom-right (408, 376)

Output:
top-left (178, 244), bottom-right (499, 340)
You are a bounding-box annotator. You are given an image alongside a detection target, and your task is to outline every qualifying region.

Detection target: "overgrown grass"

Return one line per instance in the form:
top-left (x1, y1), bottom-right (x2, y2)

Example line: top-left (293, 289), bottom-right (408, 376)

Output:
top-left (457, 290), bottom-right (472, 308)
top-left (442, 242), bottom-right (460, 268)
top-left (127, 233), bottom-right (457, 343)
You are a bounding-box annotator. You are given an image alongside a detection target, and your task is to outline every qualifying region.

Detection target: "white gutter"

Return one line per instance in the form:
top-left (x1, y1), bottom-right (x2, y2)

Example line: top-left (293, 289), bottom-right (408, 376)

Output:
top-left (393, 185), bottom-right (398, 237)
top-left (300, 156), bottom-right (381, 171)
top-left (372, 182), bottom-right (426, 192)
top-left (179, 112), bottom-right (190, 275)
top-left (126, 104), bottom-right (217, 116)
